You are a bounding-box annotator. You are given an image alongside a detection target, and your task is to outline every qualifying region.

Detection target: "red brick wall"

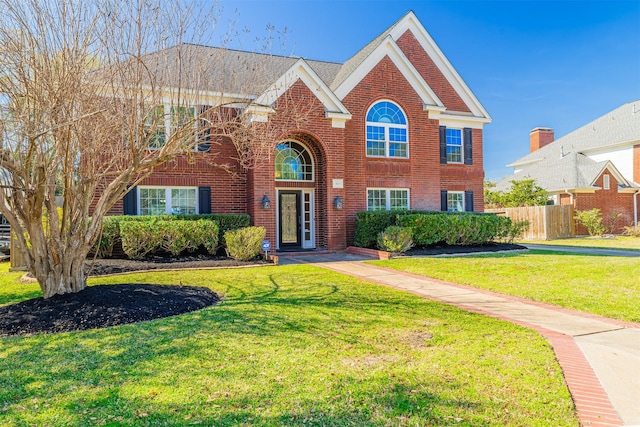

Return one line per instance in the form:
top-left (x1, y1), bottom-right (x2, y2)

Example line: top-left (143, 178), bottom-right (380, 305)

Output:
top-left (573, 172), bottom-right (635, 234)
top-left (396, 30), bottom-right (471, 113)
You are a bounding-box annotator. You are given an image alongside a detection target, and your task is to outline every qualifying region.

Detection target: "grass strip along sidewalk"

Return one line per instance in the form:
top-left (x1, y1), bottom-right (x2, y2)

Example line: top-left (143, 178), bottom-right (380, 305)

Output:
top-left (0, 263), bottom-right (577, 426)
top-left (371, 249), bottom-right (640, 323)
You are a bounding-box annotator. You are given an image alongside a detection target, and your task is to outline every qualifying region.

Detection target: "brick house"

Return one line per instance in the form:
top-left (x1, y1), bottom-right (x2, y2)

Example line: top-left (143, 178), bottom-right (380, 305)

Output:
top-left (496, 101), bottom-right (640, 234)
top-left (114, 11), bottom-right (491, 251)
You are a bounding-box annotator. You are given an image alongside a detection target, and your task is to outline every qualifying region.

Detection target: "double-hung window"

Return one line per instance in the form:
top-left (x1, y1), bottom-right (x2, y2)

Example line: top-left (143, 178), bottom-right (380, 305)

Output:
top-left (446, 128), bottom-right (463, 163)
top-left (145, 105), bottom-right (196, 150)
top-left (367, 188), bottom-right (409, 211)
top-left (138, 186), bottom-right (197, 215)
top-left (366, 101), bottom-right (408, 158)
top-left (447, 191), bottom-right (465, 212)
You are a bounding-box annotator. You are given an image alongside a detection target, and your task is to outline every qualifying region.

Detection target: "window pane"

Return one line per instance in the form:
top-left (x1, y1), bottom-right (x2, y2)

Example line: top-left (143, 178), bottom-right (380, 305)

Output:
top-left (146, 105), bottom-right (166, 149)
top-left (139, 188), bottom-right (166, 215)
top-left (446, 128), bottom-right (463, 163)
top-left (447, 192), bottom-right (464, 212)
top-left (389, 142), bottom-right (407, 158)
top-left (389, 190), bottom-right (408, 210)
top-left (367, 189), bottom-right (386, 211)
top-left (171, 188), bottom-right (197, 215)
top-left (275, 141), bottom-right (313, 181)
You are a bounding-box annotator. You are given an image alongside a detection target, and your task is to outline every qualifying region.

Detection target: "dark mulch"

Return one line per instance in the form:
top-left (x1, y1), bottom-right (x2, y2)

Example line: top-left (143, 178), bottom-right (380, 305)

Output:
top-left (84, 253), bottom-right (271, 276)
top-left (0, 284), bottom-right (220, 337)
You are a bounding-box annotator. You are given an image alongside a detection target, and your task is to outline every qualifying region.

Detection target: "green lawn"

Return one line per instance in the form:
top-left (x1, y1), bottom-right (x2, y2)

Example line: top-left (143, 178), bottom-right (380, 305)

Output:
top-left (0, 263), bottom-right (577, 426)
top-left (519, 235), bottom-right (640, 251)
top-left (371, 250), bottom-right (640, 323)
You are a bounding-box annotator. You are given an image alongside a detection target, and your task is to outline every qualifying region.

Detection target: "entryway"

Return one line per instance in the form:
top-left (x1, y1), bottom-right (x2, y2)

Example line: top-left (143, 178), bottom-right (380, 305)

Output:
top-left (277, 189), bottom-right (314, 250)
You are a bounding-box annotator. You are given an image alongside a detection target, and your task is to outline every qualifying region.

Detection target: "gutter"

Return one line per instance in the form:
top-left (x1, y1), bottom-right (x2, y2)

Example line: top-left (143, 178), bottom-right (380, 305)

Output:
top-left (635, 190), bottom-right (640, 227)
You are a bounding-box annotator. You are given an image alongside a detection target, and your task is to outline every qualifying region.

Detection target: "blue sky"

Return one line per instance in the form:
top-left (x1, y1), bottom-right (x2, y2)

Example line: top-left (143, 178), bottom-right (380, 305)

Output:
top-left (216, 0), bottom-right (640, 181)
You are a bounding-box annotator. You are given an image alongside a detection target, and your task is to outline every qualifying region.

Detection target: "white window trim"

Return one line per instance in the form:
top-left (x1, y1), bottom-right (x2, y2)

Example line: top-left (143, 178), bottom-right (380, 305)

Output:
top-left (366, 188), bottom-right (410, 211)
top-left (446, 128), bottom-right (464, 164)
top-left (603, 174), bottom-right (610, 190)
top-left (447, 191), bottom-right (465, 212)
top-left (365, 101), bottom-right (409, 159)
top-left (138, 186), bottom-right (198, 215)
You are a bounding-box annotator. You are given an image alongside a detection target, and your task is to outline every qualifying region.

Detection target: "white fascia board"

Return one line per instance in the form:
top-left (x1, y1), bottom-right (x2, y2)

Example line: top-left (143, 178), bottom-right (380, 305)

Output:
top-left (596, 162), bottom-right (633, 187)
top-left (334, 35), bottom-right (444, 108)
top-left (254, 58), bottom-right (351, 117)
top-left (326, 111), bottom-right (352, 128)
top-left (390, 12), bottom-right (491, 121)
top-left (438, 113), bottom-right (491, 129)
top-left (579, 137), bottom-right (640, 154)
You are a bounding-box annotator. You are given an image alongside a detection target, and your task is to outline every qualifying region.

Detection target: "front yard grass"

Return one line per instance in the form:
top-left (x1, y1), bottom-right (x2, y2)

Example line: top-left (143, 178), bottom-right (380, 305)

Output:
top-left (0, 263), bottom-right (577, 426)
top-left (519, 235), bottom-right (640, 251)
top-left (371, 250), bottom-right (640, 323)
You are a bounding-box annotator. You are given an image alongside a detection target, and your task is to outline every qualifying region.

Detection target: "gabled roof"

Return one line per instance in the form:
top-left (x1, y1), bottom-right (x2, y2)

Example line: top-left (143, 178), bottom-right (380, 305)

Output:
top-left (333, 35), bottom-right (444, 109)
top-left (331, 11), bottom-right (490, 122)
top-left (509, 100), bottom-right (640, 168)
top-left (496, 151), bottom-right (635, 193)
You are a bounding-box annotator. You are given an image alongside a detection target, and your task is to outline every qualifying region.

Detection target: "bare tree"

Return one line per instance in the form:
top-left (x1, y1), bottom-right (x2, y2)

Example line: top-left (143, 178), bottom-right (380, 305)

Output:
top-left (0, 0), bottom-right (316, 298)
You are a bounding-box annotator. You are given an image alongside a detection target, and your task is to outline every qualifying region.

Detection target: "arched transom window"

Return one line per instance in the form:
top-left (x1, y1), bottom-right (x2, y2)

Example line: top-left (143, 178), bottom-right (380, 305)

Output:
top-left (366, 101), bottom-right (408, 158)
top-left (275, 141), bottom-right (313, 181)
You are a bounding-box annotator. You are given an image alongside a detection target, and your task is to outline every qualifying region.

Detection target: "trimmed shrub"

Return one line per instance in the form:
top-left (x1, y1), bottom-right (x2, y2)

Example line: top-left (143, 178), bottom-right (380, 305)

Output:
top-left (396, 212), bottom-right (507, 246)
top-left (354, 211), bottom-right (395, 248)
top-left (120, 220), bottom-right (164, 259)
top-left (94, 213), bottom-right (243, 258)
top-left (95, 216), bottom-right (121, 258)
top-left (574, 208), bottom-right (605, 236)
top-left (377, 226), bottom-right (413, 253)
top-left (224, 226), bottom-right (266, 261)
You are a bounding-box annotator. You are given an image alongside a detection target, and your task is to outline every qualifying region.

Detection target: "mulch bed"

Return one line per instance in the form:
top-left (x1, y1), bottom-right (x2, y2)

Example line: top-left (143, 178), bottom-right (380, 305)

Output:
top-left (0, 284), bottom-right (220, 337)
top-left (1, 243), bottom-right (525, 338)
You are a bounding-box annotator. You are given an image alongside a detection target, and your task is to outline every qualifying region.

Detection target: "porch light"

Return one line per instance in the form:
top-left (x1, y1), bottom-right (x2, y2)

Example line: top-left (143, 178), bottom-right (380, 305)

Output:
top-left (334, 196), bottom-right (343, 210)
top-left (261, 194), bottom-right (271, 209)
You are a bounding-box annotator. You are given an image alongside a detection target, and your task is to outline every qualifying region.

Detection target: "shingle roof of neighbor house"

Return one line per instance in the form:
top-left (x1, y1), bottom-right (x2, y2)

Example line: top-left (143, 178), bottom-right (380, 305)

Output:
top-left (497, 100), bottom-right (640, 192)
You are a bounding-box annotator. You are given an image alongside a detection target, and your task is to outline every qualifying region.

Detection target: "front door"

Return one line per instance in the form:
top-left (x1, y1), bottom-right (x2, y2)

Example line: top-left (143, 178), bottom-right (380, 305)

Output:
top-left (279, 191), bottom-right (301, 249)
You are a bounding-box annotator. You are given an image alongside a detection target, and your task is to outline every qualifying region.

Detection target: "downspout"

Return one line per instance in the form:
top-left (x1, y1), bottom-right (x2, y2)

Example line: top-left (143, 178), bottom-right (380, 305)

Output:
top-left (635, 190), bottom-right (640, 227)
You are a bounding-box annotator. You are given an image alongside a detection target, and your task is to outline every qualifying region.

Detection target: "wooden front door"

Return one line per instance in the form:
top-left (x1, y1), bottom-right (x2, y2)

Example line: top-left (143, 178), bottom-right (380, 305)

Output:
top-left (279, 191), bottom-right (301, 249)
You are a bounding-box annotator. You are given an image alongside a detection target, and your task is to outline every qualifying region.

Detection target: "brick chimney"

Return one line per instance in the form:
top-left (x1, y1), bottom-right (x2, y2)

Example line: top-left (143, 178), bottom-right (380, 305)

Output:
top-left (530, 127), bottom-right (554, 152)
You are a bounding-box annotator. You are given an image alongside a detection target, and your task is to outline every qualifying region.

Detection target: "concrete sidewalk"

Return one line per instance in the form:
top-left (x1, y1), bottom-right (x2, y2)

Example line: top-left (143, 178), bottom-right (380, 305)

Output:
top-left (279, 253), bottom-right (640, 427)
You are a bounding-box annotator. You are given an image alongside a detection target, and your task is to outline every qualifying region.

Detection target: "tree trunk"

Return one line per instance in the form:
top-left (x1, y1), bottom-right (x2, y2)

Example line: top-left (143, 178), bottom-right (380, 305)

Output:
top-left (34, 252), bottom-right (88, 299)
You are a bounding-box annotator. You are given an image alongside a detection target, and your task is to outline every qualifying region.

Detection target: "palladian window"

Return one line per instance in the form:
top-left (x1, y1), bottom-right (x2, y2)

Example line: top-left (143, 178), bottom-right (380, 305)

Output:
top-left (366, 101), bottom-right (408, 158)
top-left (275, 141), bottom-right (313, 181)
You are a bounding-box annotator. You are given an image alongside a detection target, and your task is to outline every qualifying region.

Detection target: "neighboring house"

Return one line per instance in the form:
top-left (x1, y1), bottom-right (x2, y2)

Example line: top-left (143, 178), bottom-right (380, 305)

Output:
top-left (113, 11), bottom-right (491, 251)
top-left (497, 100), bottom-right (640, 234)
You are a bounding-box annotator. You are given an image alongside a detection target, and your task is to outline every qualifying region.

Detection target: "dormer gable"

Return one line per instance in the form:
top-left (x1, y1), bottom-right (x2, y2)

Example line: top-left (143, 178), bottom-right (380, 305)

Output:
top-left (248, 58), bottom-right (351, 128)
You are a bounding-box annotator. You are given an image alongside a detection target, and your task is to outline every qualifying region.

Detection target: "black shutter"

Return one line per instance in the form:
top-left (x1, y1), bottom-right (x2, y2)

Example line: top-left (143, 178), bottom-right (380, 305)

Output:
top-left (464, 127), bottom-right (473, 165)
top-left (439, 126), bottom-right (447, 164)
top-left (197, 105), bottom-right (211, 152)
top-left (440, 190), bottom-right (448, 211)
top-left (198, 186), bottom-right (211, 214)
top-left (123, 186), bottom-right (137, 215)
top-left (465, 190), bottom-right (474, 212)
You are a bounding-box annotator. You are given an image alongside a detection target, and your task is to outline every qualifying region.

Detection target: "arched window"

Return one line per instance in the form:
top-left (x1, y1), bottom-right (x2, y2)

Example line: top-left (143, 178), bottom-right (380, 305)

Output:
top-left (366, 101), bottom-right (408, 158)
top-left (275, 141), bottom-right (313, 181)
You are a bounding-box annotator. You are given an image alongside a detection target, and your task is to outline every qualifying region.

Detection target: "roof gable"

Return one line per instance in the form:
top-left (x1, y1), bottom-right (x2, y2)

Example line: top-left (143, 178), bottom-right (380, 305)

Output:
top-left (249, 58), bottom-right (351, 128)
top-left (389, 12), bottom-right (490, 120)
top-left (333, 35), bottom-right (445, 112)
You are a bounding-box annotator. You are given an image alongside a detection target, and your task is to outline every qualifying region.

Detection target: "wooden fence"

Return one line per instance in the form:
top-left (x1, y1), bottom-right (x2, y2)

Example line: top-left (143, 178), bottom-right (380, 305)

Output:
top-left (487, 205), bottom-right (575, 240)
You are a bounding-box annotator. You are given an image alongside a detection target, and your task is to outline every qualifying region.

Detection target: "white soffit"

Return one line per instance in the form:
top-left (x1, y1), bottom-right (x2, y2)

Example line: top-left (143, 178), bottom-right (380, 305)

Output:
top-left (254, 58), bottom-right (351, 127)
top-left (389, 12), bottom-right (491, 122)
top-left (334, 35), bottom-right (444, 109)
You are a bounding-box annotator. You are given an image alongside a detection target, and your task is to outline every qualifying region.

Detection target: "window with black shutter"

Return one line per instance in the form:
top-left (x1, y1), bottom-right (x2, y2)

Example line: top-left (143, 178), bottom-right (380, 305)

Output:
top-left (464, 190), bottom-right (474, 212)
top-left (198, 186), bottom-right (211, 214)
top-left (464, 128), bottom-right (473, 165)
top-left (123, 186), bottom-right (137, 215)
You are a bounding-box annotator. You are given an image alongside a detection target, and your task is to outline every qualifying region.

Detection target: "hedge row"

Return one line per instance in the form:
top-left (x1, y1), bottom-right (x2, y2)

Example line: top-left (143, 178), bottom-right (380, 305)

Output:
top-left (95, 214), bottom-right (250, 258)
top-left (355, 210), bottom-right (521, 248)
